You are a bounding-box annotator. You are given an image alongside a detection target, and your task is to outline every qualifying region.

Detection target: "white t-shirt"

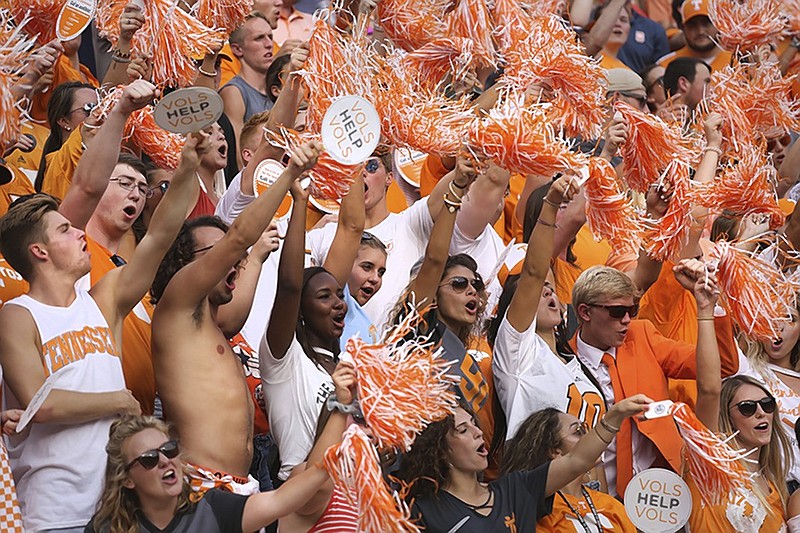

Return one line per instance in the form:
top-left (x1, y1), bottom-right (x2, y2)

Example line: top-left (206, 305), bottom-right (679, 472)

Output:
top-left (493, 315), bottom-right (606, 440)
top-left (3, 291), bottom-right (126, 531)
top-left (306, 198), bottom-right (434, 329)
top-left (259, 335), bottom-right (335, 480)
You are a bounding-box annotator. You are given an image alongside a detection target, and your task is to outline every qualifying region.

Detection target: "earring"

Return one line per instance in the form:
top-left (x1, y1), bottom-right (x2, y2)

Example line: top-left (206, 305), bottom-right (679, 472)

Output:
top-left (64, 126), bottom-right (71, 131)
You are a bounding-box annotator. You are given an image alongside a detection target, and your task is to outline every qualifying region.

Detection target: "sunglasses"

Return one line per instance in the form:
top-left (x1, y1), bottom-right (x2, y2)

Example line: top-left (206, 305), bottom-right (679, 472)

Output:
top-left (125, 440), bottom-right (180, 471)
top-left (588, 303), bottom-right (639, 319)
top-left (364, 158), bottom-right (381, 174)
top-left (619, 91), bottom-right (647, 108)
top-left (732, 397), bottom-right (776, 418)
top-left (766, 134), bottom-right (792, 152)
top-left (68, 101), bottom-right (97, 116)
top-left (439, 275), bottom-right (485, 293)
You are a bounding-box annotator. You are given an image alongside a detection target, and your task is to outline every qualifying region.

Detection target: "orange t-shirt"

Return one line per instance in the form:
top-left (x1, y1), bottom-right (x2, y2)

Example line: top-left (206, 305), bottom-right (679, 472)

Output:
top-left (0, 257), bottom-right (28, 309)
top-left (87, 236), bottom-right (157, 415)
top-left (31, 55), bottom-right (99, 123)
top-left (686, 474), bottom-right (786, 533)
top-left (537, 489), bottom-right (637, 532)
top-left (0, 166), bottom-right (35, 215)
top-left (41, 127), bottom-right (84, 201)
top-left (419, 153), bottom-right (450, 197)
top-left (6, 122), bottom-right (49, 177)
top-left (599, 54), bottom-right (632, 71)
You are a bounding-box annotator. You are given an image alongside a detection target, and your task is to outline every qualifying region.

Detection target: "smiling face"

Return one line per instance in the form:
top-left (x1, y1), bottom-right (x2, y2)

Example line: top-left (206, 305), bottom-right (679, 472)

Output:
top-left (122, 428), bottom-right (183, 503)
top-left (728, 383), bottom-right (775, 450)
top-left (436, 265), bottom-right (484, 333)
top-left (446, 407), bottom-right (488, 475)
top-left (301, 271), bottom-right (348, 341)
top-left (348, 244), bottom-right (386, 306)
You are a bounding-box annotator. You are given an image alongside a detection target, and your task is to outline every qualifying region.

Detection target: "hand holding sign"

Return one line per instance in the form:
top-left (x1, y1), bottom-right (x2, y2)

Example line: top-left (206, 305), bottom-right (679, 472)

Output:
top-left (254, 159), bottom-right (294, 221)
top-left (179, 129), bottom-right (212, 169)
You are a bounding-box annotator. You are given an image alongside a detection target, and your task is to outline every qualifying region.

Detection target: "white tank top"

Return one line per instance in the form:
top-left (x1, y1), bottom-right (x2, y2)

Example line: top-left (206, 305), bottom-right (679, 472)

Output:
top-left (2, 290), bottom-right (125, 531)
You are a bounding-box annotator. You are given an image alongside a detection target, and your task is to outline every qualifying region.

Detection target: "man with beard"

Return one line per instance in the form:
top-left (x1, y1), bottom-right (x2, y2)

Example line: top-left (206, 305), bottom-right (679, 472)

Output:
top-left (657, 0), bottom-right (732, 72)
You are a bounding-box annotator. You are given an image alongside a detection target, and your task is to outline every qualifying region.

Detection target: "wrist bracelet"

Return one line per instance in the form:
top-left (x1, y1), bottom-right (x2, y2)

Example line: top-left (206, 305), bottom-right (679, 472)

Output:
top-left (697, 316), bottom-right (715, 321)
top-left (443, 194), bottom-right (463, 213)
top-left (543, 198), bottom-right (560, 208)
top-left (536, 218), bottom-right (557, 228)
top-left (111, 48), bottom-right (131, 59)
top-left (197, 66), bottom-right (218, 77)
top-left (448, 180), bottom-right (464, 200)
top-left (326, 392), bottom-right (361, 416)
top-left (600, 416), bottom-right (620, 434)
top-left (703, 146), bottom-right (722, 156)
top-left (452, 180), bottom-right (468, 190)
top-left (594, 426), bottom-right (612, 445)
top-left (111, 54), bottom-right (131, 63)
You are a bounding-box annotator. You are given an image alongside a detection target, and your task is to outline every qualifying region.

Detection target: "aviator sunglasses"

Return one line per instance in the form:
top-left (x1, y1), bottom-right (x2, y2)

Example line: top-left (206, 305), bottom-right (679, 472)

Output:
top-left (439, 276), bottom-right (485, 293)
top-left (731, 397), bottom-right (776, 418)
top-left (125, 440), bottom-right (180, 471)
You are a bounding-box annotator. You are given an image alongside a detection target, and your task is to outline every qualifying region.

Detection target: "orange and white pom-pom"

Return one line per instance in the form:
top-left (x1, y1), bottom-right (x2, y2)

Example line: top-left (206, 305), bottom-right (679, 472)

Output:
top-left (323, 425), bottom-right (419, 533)
top-left (8, 0), bottom-right (62, 44)
top-left (644, 161), bottom-right (693, 262)
top-left (444, 0), bottom-right (497, 70)
top-left (375, 0), bottom-right (448, 52)
top-left (401, 37), bottom-right (475, 89)
top-left (126, 107), bottom-right (186, 170)
top-left (265, 128), bottom-right (360, 201)
top-left (97, 0), bottom-right (225, 87)
top-left (344, 309), bottom-right (459, 451)
top-left (492, 0), bottom-right (534, 52)
top-left (468, 91), bottom-right (585, 177)
top-left (705, 240), bottom-right (795, 341)
top-left (694, 143), bottom-right (785, 229)
top-left (614, 101), bottom-right (688, 194)
top-left (784, 0), bottom-right (800, 33)
top-left (708, 0), bottom-right (785, 52)
top-left (669, 402), bottom-right (753, 506)
top-left (195, 0), bottom-right (250, 34)
top-left (0, 10), bottom-right (38, 150)
top-left (91, 85), bottom-right (125, 123)
top-left (584, 157), bottom-right (643, 255)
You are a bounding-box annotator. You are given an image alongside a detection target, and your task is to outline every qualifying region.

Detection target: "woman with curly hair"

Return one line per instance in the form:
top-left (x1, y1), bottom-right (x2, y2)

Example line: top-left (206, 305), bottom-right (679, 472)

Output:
top-left (398, 394), bottom-right (651, 532)
top-left (501, 408), bottom-right (635, 532)
top-left (86, 415), bottom-right (328, 532)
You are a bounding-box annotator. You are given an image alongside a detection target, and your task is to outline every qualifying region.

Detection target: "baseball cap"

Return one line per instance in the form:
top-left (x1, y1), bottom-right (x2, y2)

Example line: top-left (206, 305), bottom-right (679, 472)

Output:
top-left (604, 68), bottom-right (646, 98)
top-left (681, 0), bottom-right (709, 23)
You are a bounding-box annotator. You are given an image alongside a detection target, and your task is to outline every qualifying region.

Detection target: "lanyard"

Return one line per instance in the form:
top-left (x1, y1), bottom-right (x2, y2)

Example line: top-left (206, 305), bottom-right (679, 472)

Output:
top-left (557, 487), bottom-right (604, 533)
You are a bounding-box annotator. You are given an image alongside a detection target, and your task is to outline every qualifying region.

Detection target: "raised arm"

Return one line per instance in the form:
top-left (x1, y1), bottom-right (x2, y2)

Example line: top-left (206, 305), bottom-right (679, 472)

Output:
top-left (11, 40), bottom-right (63, 101)
top-left (0, 305), bottom-right (141, 424)
top-left (411, 155), bottom-right (477, 311)
top-left (60, 80), bottom-right (158, 230)
top-left (583, 0), bottom-right (628, 57)
top-left (506, 174), bottom-right (578, 332)
top-left (324, 175), bottom-right (366, 286)
top-left (266, 175), bottom-right (311, 359)
top-left (267, 44), bottom-right (308, 133)
top-left (456, 162), bottom-right (510, 239)
top-left (101, 3), bottom-right (145, 87)
top-left (545, 394), bottom-right (652, 496)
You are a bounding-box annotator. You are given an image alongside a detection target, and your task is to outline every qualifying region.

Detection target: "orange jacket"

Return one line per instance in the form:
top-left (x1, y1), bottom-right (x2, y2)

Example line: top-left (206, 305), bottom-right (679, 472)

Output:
top-left (569, 317), bottom-right (739, 494)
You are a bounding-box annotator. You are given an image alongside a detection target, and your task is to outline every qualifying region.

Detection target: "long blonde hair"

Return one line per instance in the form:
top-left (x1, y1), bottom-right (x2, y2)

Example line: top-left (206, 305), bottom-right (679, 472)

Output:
top-left (719, 376), bottom-right (792, 510)
top-left (91, 416), bottom-right (192, 533)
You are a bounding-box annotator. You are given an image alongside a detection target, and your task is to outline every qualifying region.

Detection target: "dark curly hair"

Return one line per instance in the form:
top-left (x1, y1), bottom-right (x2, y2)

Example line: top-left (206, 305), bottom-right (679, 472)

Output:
top-left (500, 408), bottom-right (563, 475)
top-left (150, 216), bottom-right (229, 304)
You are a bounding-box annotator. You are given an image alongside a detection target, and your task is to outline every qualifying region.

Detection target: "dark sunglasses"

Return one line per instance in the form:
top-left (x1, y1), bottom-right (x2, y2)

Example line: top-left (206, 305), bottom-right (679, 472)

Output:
top-left (440, 275), bottom-right (485, 293)
top-left (68, 101), bottom-right (97, 116)
top-left (619, 91), bottom-right (647, 108)
top-left (125, 440), bottom-right (180, 471)
top-left (766, 134), bottom-right (792, 152)
top-left (588, 303), bottom-right (639, 319)
top-left (365, 158), bottom-right (381, 174)
top-left (732, 397), bottom-right (776, 418)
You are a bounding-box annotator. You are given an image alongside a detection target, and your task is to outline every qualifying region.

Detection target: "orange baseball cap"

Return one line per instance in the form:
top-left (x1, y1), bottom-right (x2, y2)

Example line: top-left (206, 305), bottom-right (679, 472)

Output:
top-left (681, 0), bottom-right (710, 23)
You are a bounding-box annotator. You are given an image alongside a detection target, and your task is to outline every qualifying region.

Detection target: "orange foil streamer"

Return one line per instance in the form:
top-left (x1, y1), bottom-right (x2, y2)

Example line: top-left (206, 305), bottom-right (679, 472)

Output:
top-left (584, 156), bottom-right (643, 255)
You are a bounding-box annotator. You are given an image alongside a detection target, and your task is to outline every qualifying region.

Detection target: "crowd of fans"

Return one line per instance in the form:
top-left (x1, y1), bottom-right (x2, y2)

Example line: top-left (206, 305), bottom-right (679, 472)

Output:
top-left (0, 0), bottom-right (799, 531)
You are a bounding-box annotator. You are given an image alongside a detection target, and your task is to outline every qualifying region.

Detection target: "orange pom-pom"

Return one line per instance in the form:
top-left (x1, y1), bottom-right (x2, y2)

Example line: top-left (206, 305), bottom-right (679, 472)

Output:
top-left (0, 11), bottom-right (38, 150)
top-left (705, 240), bottom-right (795, 341)
top-left (375, 0), bottom-right (448, 52)
top-left (784, 0), bottom-right (800, 34)
top-left (8, 0), bottom-right (63, 44)
top-left (195, 0), bottom-right (251, 34)
top-left (344, 309), bottom-right (458, 451)
top-left (97, 0), bottom-right (225, 87)
top-left (669, 402), bottom-right (752, 506)
top-left (584, 157), bottom-right (643, 255)
top-left (323, 425), bottom-right (419, 533)
top-left (614, 101), bottom-right (688, 193)
top-left (126, 107), bottom-right (186, 170)
top-left (468, 91), bottom-right (585, 177)
top-left (400, 37), bottom-right (474, 88)
top-left (644, 161), bottom-right (693, 262)
top-left (694, 142), bottom-right (785, 229)
top-left (708, 0), bottom-right (785, 52)
top-left (444, 0), bottom-right (497, 70)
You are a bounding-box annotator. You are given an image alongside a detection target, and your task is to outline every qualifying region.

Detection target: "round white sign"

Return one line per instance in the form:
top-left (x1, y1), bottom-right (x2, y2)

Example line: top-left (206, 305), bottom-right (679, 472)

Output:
top-left (253, 159), bottom-right (293, 221)
top-left (153, 87), bottom-right (224, 134)
top-left (624, 468), bottom-right (691, 533)
top-left (321, 95), bottom-right (381, 165)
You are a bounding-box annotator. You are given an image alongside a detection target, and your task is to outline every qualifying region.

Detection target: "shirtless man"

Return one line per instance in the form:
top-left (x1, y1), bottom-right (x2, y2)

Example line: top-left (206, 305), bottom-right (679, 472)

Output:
top-left (149, 140), bottom-right (322, 494)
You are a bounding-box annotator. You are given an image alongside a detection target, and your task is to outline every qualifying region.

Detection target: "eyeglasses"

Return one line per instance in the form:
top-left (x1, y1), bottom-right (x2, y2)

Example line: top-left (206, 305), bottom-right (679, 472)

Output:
top-left (364, 158), bottom-right (381, 174)
top-left (439, 275), bottom-right (485, 293)
top-left (110, 176), bottom-right (153, 198)
top-left (619, 91), bottom-right (647, 108)
top-left (645, 76), bottom-right (664, 92)
top-left (150, 181), bottom-right (169, 196)
top-left (766, 134), bottom-right (792, 152)
top-left (588, 303), bottom-right (639, 319)
top-left (731, 397), bottom-right (776, 418)
top-left (125, 440), bottom-right (180, 471)
top-left (68, 101), bottom-right (97, 117)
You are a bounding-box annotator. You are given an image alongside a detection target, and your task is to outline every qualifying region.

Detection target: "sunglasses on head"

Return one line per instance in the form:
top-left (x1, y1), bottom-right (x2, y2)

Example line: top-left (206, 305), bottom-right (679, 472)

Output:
top-left (125, 440), bottom-right (180, 471)
top-left (588, 303), bottom-right (639, 319)
top-left (732, 397), bottom-right (776, 418)
top-left (440, 275), bottom-right (485, 293)
top-left (365, 158), bottom-right (381, 174)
